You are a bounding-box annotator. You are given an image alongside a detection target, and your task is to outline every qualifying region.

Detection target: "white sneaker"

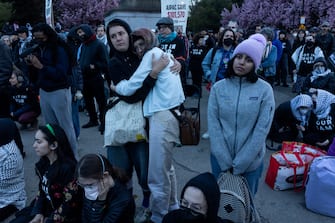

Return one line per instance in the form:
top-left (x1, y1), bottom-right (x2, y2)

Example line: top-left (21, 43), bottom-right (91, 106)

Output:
top-left (202, 131), bottom-right (209, 139)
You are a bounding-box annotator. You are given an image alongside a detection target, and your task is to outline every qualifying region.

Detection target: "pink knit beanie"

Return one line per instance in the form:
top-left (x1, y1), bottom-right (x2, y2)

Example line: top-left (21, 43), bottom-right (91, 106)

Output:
top-left (232, 33), bottom-right (266, 69)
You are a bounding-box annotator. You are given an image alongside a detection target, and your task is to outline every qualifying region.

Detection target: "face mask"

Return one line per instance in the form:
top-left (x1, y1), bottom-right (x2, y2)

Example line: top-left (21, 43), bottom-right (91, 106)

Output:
top-left (170, 208), bottom-right (206, 223)
top-left (299, 108), bottom-right (309, 115)
top-left (84, 185), bottom-right (99, 200)
top-left (223, 38), bottom-right (234, 46)
top-left (79, 34), bottom-right (87, 42)
top-left (306, 41), bottom-right (314, 47)
top-left (314, 66), bottom-right (326, 74)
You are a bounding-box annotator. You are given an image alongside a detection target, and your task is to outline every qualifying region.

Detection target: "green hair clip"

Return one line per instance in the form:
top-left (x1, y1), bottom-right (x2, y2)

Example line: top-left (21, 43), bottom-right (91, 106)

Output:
top-left (46, 124), bottom-right (56, 137)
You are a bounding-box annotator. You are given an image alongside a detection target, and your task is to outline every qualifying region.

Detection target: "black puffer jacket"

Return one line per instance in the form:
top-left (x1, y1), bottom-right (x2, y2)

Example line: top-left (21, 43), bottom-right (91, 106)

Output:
top-left (81, 180), bottom-right (135, 223)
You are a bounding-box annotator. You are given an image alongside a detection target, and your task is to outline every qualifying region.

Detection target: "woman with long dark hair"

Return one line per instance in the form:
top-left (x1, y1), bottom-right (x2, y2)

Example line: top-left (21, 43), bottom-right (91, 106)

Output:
top-left (10, 124), bottom-right (81, 223)
top-left (76, 154), bottom-right (135, 223)
top-left (24, 23), bottom-right (77, 157)
top-left (208, 34), bottom-right (275, 196)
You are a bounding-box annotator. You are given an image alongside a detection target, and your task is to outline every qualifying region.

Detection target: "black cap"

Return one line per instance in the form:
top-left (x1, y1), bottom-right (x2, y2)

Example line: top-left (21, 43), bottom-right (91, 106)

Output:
top-left (17, 26), bottom-right (28, 35)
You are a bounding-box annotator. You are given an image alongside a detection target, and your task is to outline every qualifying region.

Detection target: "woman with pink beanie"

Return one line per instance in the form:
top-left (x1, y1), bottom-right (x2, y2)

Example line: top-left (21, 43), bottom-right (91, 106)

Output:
top-left (208, 34), bottom-right (275, 196)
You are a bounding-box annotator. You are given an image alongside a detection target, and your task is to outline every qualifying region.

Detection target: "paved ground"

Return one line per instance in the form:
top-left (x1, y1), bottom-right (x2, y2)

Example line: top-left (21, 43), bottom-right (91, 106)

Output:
top-left (4, 81), bottom-right (335, 223)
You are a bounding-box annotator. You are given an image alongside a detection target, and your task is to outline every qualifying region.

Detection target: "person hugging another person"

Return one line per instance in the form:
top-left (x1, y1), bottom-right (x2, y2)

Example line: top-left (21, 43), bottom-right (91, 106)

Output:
top-left (9, 66), bottom-right (40, 130)
top-left (110, 28), bottom-right (185, 223)
top-left (76, 154), bottom-right (135, 223)
top-left (208, 34), bottom-right (275, 196)
top-left (10, 124), bottom-right (82, 223)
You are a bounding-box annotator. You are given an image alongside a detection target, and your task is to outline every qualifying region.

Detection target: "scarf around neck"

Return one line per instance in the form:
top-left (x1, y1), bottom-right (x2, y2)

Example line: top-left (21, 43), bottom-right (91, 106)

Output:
top-left (310, 69), bottom-right (331, 82)
top-left (158, 31), bottom-right (177, 43)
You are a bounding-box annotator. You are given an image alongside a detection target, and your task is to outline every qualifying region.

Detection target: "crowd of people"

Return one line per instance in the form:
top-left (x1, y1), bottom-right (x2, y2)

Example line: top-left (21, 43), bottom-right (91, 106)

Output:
top-left (1, 16), bottom-right (335, 223)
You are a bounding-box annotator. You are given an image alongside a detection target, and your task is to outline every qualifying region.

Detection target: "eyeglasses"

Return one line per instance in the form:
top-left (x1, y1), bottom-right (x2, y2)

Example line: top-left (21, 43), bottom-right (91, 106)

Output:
top-left (180, 199), bottom-right (205, 216)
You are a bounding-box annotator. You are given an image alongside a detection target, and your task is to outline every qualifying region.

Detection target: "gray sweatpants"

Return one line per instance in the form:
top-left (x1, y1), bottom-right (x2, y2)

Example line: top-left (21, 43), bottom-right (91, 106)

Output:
top-left (148, 110), bottom-right (180, 223)
top-left (39, 88), bottom-right (78, 158)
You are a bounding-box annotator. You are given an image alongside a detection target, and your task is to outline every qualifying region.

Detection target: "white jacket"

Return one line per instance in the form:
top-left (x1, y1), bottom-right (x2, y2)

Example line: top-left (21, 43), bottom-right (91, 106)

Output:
top-left (116, 47), bottom-right (185, 117)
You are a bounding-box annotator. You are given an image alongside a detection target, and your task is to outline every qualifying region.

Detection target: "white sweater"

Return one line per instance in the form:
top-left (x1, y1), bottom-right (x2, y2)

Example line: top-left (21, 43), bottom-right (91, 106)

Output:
top-left (116, 47), bottom-right (185, 117)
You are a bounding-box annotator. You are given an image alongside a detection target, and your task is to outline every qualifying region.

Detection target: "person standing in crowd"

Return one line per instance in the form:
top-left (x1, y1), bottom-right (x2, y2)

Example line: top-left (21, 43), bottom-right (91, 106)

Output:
top-left (24, 23), bottom-right (78, 157)
top-left (106, 19), bottom-right (180, 223)
top-left (76, 154), bottom-right (135, 223)
top-left (292, 29), bottom-right (306, 52)
top-left (76, 24), bottom-right (109, 132)
top-left (201, 28), bottom-right (236, 139)
top-left (96, 24), bottom-right (110, 54)
top-left (316, 21), bottom-right (335, 61)
top-left (66, 26), bottom-right (84, 140)
top-left (110, 28), bottom-right (185, 223)
top-left (291, 34), bottom-right (324, 93)
top-left (208, 34), bottom-right (275, 195)
top-left (156, 17), bottom-right (187, 87)
top-left (12, 26), bottom-right (32, 77)
top-left (304, 89), bottom-right (335, 151)
top-left (276, 30), bottom-right (292, 87)
top-left (9, 66), bottom-right (40, 130)
top-left (259, 27), bottom-right (277, 86)
top-left (0, 40), bottom-right (13, 118)
top-left (188, 32), bottom-right (209, 95)
top-left (0, 118), bottom-right (26, 222)
top-left (162, 172), bottom-right (233, 223)
top-left (10, 124), bottom-right (82, 223)
top-left (301, 57), bottom-right (335, 94)
top-left (268, 94), bottom-right (313, 144)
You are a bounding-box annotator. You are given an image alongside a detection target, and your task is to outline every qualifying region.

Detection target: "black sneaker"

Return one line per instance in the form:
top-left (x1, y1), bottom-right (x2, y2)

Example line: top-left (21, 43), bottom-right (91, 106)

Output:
top-left (82, 121), bottom-right (99, 128)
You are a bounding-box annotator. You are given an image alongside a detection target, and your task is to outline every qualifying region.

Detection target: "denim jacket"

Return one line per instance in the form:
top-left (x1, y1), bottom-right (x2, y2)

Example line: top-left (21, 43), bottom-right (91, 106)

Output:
top-left (202, 47), bottom-right (234, 83)
top-left (260, 45), bottom-right (277, 77)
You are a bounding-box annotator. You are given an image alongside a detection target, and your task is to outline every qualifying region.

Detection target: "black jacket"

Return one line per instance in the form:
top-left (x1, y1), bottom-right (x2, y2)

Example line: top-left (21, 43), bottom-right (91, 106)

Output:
top-left (301, 72), bottom-right (335, 94)
top-left (77, 24), bottom-right (109, 79)
top-left (304, 103), bottom-right (335, 150)
top-left (81, 180), bottom-right (135, 223)
top-left (31, 157), bottom-right (82, 222)
top-left (107, 50), bottom-right (156, 104)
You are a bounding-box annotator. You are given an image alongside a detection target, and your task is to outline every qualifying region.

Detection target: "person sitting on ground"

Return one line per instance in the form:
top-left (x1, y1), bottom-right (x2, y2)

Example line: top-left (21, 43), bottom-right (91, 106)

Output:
top-left (268, 94), bottom-right (313, 145)
top-left (10, 124), bottom-right (82, 223)
top-left (162, 172), bottom-right (233, 223)
top-left (76, 153), bottom-right (135, 223)
top-left (0, 118), bottom-right (26, 222)
top-left (301, 57), bottom-right (335, 94)
top-left (304, 88), bottom-right (335, 151)
top-left (9, 66), bottom-right (40, 130)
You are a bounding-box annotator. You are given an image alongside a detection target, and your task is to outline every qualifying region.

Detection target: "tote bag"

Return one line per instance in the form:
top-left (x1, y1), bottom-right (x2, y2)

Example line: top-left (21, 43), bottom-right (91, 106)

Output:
top-left (305, 156), bottom-right (335, 218)
top-left (104, 97), bottom-right (147, 147)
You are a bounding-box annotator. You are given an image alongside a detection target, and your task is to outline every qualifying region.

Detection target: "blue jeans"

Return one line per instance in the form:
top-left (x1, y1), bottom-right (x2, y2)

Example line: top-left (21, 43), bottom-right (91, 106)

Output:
top-left (210, 154), bottom-right (263, 196)
top-left (107, 141), bottom-right (150, 194)
top-left (72, 100), bottom-right (80, 138)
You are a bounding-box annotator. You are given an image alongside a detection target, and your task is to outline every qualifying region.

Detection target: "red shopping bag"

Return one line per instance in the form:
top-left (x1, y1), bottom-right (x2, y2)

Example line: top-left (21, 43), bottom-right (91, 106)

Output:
top-left (265, 141), bottom-right (326, 191)
top-left (281, 141), bottom-right (326, 157)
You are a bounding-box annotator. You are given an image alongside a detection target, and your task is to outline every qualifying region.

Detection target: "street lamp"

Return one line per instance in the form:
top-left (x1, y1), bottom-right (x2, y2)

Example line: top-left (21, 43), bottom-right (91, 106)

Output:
top-left (299, 0), bottom-right (306, 30)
